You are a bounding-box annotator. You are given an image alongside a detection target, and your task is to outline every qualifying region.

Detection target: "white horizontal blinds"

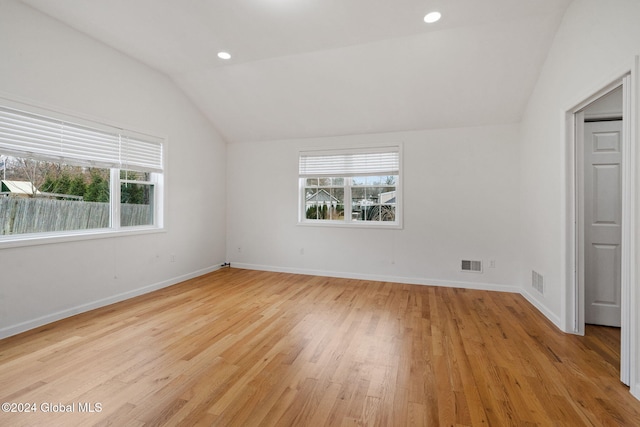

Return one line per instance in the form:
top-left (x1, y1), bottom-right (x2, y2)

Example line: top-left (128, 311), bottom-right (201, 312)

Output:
top-left (0, 105), bottom-right (163, 171)
top-left (60, 122), bottom-right (120, 168)
top-left (0, 107), bottom-right (66, 160)
top-left (0, 106), bottom-right (120, 168)
top-left (299, 147), bottom-right (399, 177)
top-left (121, 134), bottom-right (163, 173)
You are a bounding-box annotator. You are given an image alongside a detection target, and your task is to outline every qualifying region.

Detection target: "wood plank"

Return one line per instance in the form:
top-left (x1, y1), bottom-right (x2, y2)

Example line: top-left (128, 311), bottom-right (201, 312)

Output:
top-left (1, 268), bottom-right (640, 426)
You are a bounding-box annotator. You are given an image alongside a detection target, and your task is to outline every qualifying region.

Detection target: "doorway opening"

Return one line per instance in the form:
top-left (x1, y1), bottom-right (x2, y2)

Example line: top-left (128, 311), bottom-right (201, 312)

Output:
top-left (580, 87), bottom-right (623, 328)
top-left (569, 74), bottom-right (632, 387)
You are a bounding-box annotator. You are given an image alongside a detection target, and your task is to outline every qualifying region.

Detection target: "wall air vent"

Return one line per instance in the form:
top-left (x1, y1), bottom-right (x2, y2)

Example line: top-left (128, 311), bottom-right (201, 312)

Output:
top-left (532, 270), bottom-right (544, 294)
top-left (461, 260), bottom-right (482, 273)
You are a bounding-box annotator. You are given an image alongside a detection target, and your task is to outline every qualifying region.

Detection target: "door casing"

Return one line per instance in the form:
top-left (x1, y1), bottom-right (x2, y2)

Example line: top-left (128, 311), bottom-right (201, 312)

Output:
top-left (566, 64), bottom-right (636, 392)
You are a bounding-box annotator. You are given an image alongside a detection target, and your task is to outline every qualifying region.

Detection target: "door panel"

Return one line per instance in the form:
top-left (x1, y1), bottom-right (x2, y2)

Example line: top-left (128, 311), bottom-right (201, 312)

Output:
top-left (591, 244), bottom-right (620, 310)
top-left (592, 164), bottom-right (620, 224)
top-left (584, 120), bottom-right (622, 327)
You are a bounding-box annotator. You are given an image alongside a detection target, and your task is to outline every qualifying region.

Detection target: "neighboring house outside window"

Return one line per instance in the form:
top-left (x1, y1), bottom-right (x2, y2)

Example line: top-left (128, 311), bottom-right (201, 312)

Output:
top-left (0, 101), bottom-right (164, 243)
top-left (299, 146), bottom-right (401, 228)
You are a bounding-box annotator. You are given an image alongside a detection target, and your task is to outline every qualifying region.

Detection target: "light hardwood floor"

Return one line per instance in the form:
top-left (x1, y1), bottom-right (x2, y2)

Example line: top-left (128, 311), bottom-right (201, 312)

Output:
top-left (1, 268), bottom-right (639, 426)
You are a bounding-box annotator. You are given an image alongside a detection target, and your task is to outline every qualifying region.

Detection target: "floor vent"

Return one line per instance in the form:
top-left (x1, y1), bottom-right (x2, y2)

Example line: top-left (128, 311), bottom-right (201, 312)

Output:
top-left (532, 270), bottom-right (544, 294)
top-left (461, 260), bottom-right (482, 273)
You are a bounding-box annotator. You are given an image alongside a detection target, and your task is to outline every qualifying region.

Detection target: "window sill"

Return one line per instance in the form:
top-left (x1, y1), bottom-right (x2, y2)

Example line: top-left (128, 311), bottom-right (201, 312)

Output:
top-left (0, 226), bottom-right (165, 250)
top-left (297, 220), bottom-right (402, 230)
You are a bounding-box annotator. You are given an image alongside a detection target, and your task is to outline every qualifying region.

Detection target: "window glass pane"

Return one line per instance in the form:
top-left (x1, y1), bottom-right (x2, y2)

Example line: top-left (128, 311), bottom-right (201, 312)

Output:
top-left (0, 154), bottom-right (110, 235)
top-left (351, 188), bottom-right (376, 221)
top-left (352, 175), bottom-right (396, 186)
top-left (351, 175), bottom-right (397, 222)
top-left (352, 176), bottom-right (365, 186)
top-left (121, 182), bottom-right (154, 227)
top-left (305, 186), bottom-right (344, 220)
top-left (121, 170), bottom-right (151, 181)
top-left (307, 177), bottom-right (345, 187)
top-left (352, 200), bottom-right (397, 222)
top-left (380, 175), bottom-right (396, 186)
top-left (373, 205), bottom-right (396, 222)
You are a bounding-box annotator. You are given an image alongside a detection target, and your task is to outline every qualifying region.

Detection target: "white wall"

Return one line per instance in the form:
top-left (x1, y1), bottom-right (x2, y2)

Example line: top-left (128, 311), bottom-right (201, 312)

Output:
top-left (0, 0), bottom-right (227, 338)
top-left (519, 0), bottom-right (640, 392)
top-left (520, 0), bottom-right (640, 326)
top-left (228, 124), bottom-right (521, 291)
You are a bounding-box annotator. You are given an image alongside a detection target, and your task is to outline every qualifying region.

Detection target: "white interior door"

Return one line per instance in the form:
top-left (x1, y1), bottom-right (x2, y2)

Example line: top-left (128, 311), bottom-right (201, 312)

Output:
top-left (584, 120), bottom-right (623, 327)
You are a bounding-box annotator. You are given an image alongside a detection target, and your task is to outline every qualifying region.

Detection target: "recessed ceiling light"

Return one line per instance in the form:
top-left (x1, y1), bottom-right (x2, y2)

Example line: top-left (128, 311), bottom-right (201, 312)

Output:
top-left (424, 11), bottom-right (441, 24)
top-left (217, 51), bottom-right (231, 60)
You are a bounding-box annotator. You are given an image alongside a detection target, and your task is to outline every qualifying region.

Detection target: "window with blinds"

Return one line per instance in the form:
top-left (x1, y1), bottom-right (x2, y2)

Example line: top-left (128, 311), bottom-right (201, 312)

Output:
top-left (0, 101), bottom-right (164, 242)
top-left (298, 146), bottom-right (401, 227)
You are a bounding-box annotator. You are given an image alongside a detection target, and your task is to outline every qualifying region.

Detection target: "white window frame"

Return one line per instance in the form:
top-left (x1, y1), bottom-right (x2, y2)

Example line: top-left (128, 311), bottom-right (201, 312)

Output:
top-left (0, 99), bottom-right (165, 247)
top-left (115, 169), bottom-right (163, 230)
top-left (298, 145), bottom-right (402, 229)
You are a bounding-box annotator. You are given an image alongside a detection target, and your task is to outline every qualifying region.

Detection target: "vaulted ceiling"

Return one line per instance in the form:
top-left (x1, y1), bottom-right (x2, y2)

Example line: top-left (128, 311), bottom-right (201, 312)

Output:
top-left (20, 0), bottom-right (572, 143)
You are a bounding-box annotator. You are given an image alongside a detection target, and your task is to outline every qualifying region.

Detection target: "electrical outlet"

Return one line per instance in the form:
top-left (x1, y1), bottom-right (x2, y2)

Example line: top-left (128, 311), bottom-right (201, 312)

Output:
top-left (300, 248), bottom-right (304, 255)
top-left (170, 254), bottom-right (176, 262)
top-left (489, 260), bottom-right (496, 268)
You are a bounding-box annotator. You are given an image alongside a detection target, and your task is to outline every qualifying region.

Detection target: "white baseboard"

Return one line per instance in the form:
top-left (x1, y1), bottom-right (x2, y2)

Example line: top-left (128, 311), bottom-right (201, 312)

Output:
top-left (230, 262), bottom-right (522, 294)
top-left (632, 383), bottom-right (640, 401)
top-left (0, 264), bottom-right (224, 340)
top-left (519, 288), bottom-right (563, 331)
